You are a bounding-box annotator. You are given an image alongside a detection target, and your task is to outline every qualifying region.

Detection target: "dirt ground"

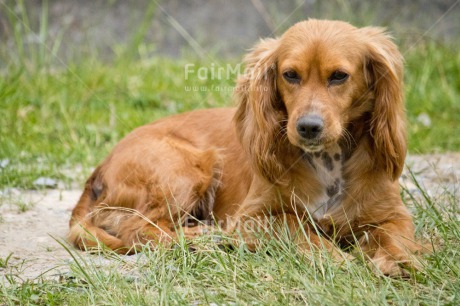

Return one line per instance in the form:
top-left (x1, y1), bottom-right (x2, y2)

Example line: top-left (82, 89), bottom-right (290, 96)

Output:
top-left (1, 153), bottom-right (459, 282)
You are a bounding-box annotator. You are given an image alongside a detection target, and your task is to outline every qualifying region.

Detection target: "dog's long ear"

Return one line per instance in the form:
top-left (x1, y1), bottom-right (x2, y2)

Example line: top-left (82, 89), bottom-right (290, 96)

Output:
top-left (361, 27), bottom-right (406, 180)
top-left (234, 38), bottom-right (287, 185)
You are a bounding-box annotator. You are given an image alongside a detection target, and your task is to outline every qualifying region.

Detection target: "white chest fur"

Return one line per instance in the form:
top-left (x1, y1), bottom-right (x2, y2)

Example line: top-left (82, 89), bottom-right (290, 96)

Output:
top-left (304, 143), bottom-right (344, 220)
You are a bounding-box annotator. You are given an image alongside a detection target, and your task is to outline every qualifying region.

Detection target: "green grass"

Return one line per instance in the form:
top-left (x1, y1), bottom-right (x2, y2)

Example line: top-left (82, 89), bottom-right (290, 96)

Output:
top-left (404, 42), bottom-right (460, 152)
top-left (0, 57), bottom-right (236, 188)
top-left (1, 1), bottom-right (459, 305)
top-left (1, 41), bottom-right (459, 189)
top-left (1, 182), bottom-right (459, 305)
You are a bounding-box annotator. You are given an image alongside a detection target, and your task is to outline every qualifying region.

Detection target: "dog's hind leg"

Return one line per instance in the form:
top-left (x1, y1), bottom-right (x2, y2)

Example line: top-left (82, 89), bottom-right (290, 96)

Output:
top-left (69, 136), bottom-right (221, 253)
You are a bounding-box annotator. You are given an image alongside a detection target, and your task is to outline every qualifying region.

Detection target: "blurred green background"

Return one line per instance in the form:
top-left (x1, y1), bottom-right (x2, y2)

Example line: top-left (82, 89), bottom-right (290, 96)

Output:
top-left (0, 0), bottom-right (459, 188)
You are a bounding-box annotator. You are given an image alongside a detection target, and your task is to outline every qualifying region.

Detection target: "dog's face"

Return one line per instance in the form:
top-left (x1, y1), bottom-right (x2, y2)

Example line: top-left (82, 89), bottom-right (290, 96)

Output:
top-left (276, 21), bottom-right (372, 152)
top-left (235, 19), bottom-right (406, 183)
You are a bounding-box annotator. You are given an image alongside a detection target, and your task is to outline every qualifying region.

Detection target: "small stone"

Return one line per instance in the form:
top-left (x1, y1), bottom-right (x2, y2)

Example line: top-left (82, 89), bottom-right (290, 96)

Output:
top-left (33, 177), bottom-right (58, 189)
top-left (0, 159), bottom-right (10, 168)
top-left (416, 113), bottom-right (431, 127)
top-left (0, 188), bottom-right (21, 196)
top-left (166, 264), bottom-right (178, 272)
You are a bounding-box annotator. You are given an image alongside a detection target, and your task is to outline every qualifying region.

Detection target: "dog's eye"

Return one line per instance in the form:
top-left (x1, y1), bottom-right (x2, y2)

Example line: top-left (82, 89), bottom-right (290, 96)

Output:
top-left (283, 70), bottom-right (301, 84)
top-left (328, 71), bottom-right (349, 85)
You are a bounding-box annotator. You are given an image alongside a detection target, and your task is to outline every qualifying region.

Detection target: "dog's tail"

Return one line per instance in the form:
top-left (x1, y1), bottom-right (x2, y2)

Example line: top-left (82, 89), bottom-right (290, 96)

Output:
top-left (68, 168), bottom-right (131, 254)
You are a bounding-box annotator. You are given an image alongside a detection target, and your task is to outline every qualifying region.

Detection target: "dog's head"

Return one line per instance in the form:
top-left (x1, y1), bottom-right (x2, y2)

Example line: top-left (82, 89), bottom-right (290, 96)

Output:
top-left (235, 19), bottom-right (406, 184)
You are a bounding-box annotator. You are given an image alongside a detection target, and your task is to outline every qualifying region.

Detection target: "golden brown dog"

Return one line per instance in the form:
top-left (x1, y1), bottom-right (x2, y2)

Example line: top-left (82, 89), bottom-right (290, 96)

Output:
top-left (69, 19), bottom-right (422, 276)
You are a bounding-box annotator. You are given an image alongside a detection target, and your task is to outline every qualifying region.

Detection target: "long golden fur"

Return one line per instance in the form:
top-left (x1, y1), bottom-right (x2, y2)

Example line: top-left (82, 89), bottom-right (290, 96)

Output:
top-left (69, 19), bottom-right (423, 276)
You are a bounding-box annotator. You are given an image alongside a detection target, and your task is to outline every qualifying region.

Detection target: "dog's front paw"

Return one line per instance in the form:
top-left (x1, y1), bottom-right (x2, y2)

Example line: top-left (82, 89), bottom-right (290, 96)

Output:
top-left (368, 252), bottom-right (421, 277)
top-left (369, 255), bottom-right (407, 277)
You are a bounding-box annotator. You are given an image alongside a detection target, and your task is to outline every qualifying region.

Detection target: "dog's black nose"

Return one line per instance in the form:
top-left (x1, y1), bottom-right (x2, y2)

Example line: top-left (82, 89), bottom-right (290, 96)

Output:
top-left (296, 115), bottom-right (324, 139)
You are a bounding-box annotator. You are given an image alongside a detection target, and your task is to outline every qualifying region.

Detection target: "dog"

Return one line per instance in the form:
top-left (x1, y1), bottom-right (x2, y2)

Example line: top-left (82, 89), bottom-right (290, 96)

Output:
top-left (69, 19), bottom-right (422, 276)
